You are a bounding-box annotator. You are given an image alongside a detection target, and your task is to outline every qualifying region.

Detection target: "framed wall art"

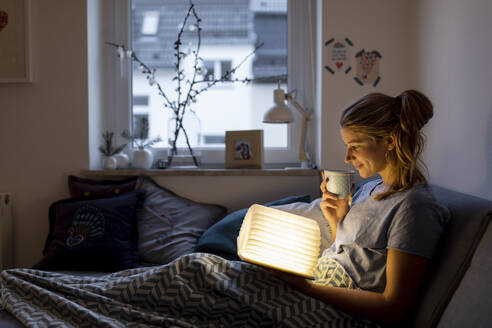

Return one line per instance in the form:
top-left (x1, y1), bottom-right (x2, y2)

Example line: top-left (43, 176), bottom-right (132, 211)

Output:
top-left (0, 0), bottom-right (32, 83)
top-left (354, 49), bottom-right (382, 87)
top-left (225, 130), bottom-right (264, 169)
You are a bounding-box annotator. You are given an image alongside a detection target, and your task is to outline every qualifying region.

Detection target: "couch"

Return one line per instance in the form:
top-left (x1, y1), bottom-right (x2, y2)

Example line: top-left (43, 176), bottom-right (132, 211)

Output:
top-left (0, 184), bottom-right (491, 327)
top-left (403, 185), bottom-right (492, 327)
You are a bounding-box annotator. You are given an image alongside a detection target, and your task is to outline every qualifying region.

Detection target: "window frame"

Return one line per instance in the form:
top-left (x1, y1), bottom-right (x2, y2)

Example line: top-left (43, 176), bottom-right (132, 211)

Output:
top-left (110, 0), bottom-right (312, 165)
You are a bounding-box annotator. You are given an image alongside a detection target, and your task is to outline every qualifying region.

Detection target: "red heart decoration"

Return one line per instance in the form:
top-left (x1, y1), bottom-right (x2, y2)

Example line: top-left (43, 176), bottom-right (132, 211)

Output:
top-left (335, 62), bottom-right (343, 69)
top-left (0, 10), bottom-right (8, 31)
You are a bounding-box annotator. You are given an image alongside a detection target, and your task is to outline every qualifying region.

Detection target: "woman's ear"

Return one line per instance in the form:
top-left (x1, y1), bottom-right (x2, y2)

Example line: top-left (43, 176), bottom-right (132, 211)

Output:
top-left (385, 135), bottom-right (396, 151)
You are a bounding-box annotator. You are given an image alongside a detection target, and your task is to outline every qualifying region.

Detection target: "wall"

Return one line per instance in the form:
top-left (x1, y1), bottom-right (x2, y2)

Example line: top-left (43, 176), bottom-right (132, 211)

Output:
top-left (0, 0), bottom-right (89, 267)
top-left (319, 0), bottom-right (411, 173)
top-left (410, 0), bottom-right (492, 200)
top-left (149, 175), bottom-right (320, 213)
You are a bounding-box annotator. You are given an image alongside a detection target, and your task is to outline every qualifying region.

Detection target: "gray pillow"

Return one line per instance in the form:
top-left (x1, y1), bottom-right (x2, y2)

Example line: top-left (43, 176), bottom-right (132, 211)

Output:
top-left (135, 175), bottom-right (227, 265)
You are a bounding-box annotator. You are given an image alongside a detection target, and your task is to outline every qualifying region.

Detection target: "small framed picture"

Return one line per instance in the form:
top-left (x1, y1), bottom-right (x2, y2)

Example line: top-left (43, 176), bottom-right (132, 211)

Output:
top-left (226, 130), bottom-right (264, 169)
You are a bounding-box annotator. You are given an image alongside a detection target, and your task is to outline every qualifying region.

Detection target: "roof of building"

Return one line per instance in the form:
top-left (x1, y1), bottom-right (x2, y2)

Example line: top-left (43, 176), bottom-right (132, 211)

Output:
top-left (132, 0), bottom-right (286, 80)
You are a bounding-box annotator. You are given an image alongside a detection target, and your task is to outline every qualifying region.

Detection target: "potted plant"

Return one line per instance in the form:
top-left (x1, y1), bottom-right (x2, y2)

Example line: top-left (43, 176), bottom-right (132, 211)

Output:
top-left (99, 130), bottom-right (127, 170)
top-left (122, 117), bottom-right (162, 169)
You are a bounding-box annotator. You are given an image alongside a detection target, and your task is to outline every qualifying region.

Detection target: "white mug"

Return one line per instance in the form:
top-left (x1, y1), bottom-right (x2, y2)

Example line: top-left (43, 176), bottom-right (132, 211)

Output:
top-left (323, 169), bottom-right (355, 199)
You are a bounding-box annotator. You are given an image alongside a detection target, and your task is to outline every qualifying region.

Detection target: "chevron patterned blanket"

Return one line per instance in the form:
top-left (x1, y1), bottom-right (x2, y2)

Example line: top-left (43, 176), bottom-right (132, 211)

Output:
top-left (1, 253), bottom-right (379, 327)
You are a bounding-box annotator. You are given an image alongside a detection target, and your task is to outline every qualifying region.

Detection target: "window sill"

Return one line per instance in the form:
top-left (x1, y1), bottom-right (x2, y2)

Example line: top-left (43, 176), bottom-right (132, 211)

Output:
top-left (81, 166), bottom-right (319, 177)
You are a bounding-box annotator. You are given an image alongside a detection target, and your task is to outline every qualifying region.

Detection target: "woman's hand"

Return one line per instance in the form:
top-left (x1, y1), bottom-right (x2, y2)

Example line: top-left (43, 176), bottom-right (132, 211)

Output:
top-left (319, 172), bottom-right (354, 240)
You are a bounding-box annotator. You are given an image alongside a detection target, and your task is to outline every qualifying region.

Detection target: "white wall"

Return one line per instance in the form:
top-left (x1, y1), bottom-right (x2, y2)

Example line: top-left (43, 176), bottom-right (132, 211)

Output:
top-left (0, 0), bottom-right (89, 267)
top-left (319, 0), bottom-right (411, 173)
top-left (149, 175), bottom-right (320, 213)
top-left (410, 0), bottom-right (492, 200)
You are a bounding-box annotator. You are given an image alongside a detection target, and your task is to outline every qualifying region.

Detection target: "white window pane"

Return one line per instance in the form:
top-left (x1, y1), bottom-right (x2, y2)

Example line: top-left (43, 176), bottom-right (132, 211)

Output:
top-left (141, 11), bottom-right (160, 35)
top-left (131, 0), bottom-right (288, 151)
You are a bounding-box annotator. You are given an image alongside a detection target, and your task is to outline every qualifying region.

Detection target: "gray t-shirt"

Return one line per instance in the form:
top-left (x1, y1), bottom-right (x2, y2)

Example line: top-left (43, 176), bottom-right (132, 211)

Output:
top-left (321, 178), bottom-right (450, 292)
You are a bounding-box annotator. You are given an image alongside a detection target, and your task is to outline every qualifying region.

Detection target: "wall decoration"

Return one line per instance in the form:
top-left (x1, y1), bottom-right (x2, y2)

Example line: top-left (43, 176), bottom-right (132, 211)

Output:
top-left (0, 0), bottom-right (31, 83)
top-left (324, 37), bottom-right (353, 75)
top-left (225, 130), bottom-right (264, 169)
top-left (354, 49), bottom-right (382, 87)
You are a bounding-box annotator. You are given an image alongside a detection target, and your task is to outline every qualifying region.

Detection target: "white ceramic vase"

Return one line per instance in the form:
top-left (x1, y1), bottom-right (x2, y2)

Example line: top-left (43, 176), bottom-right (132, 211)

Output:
top-left (132, 148), bottom-right (153, 169)
top-left (102, 156), bottom-right (117, 170)
top-left (113, 152), bottom-right (130, 169)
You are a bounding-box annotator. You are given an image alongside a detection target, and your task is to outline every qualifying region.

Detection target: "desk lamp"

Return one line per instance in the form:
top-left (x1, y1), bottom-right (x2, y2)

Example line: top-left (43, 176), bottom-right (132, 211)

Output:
top-left (263, 85), bottom-right (311, 168)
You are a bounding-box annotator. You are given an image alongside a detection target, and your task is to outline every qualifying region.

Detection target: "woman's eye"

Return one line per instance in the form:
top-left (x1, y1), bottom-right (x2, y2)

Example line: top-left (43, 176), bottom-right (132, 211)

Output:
top-left (350, 145), bottom-right (360, 151)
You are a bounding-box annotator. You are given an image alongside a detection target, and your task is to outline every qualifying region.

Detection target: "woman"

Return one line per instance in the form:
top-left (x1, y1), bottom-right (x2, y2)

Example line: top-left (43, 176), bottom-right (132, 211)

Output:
top-left (279, 90), bottom-right (449, 323)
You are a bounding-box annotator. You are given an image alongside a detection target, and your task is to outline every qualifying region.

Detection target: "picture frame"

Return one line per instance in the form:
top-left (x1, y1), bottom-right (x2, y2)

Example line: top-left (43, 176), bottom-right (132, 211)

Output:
top-left (0, 0), bottom-right (32, 83)
top-left (225, 130), bottom-right (264, 169)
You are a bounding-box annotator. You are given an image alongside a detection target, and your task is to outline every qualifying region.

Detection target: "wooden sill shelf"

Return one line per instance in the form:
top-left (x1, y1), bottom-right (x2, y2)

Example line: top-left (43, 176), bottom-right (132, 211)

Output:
top-left (81, 167), bottom-right (319, 177)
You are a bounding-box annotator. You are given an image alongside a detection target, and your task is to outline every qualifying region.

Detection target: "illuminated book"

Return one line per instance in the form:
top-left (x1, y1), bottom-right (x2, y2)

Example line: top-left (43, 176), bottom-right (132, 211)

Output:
top-left (237, 204), bottom-right (321, 279)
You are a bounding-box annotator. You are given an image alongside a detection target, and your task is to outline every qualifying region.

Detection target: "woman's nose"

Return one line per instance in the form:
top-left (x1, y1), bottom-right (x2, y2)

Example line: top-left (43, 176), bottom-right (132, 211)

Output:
top-left (344, 149), bottom-right (352, 163)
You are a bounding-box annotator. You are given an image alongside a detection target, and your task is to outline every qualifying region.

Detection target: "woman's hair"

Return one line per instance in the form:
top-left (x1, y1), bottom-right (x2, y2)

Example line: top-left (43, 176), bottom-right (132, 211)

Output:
top-left (340, 90), bottom-right (434, 199)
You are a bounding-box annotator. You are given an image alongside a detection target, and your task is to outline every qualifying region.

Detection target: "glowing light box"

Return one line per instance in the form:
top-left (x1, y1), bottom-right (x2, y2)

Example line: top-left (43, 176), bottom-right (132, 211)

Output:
top-left (237, 204), bottom-right (321, 279)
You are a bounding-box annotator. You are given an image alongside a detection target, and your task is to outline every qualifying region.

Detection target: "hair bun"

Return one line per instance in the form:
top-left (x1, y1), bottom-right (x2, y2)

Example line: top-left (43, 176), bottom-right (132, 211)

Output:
top-left (398, 90), bottom-right (433, 132)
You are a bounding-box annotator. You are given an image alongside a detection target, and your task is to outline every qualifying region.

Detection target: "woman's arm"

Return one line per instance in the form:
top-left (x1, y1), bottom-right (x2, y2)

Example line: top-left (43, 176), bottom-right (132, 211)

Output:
top-left (281, 249), bottom-right (429, 323)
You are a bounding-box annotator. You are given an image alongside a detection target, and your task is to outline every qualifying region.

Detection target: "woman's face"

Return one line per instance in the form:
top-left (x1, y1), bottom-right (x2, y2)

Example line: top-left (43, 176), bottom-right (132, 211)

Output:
top-left (341, 127), bottom-right (395, 183)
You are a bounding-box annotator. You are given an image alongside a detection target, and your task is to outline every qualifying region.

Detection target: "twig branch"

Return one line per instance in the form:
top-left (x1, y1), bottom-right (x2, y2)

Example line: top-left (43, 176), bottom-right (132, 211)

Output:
top-left (174, 2), bottom-right (195, 116)
top-left (106, 41), bottom-right (176, 112)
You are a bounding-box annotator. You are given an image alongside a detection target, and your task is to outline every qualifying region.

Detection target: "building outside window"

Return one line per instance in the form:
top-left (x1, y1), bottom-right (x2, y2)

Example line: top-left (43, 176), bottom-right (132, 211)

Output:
top-left (131, 0), bottom-right (288, 155)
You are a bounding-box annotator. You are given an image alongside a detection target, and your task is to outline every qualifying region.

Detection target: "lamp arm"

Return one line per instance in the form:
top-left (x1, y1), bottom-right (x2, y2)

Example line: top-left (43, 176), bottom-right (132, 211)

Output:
top-left (286, 94), bottom-right (310, 119)
top-left (286, 94), bottom-right (311, 166)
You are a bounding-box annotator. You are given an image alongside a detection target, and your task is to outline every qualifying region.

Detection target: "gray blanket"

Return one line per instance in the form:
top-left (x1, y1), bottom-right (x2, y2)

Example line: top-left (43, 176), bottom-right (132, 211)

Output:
top-left (0, 253), bottom-right (378, 327)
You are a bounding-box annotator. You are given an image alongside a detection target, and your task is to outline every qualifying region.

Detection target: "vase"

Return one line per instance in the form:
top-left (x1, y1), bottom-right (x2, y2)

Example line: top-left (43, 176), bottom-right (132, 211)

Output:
top-left (132, 148), bottom-right (153, 169)
top-left (113, 152), bottom-right (130, 169)
top-left (167, 112), bottom-right (202, 168)
top-left (102, 156), bottom-right (117, 170)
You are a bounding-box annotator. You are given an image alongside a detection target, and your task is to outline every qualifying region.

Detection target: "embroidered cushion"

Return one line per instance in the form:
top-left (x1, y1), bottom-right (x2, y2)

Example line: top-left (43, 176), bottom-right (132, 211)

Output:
top-left (33, 190), bottom-right (145, 271)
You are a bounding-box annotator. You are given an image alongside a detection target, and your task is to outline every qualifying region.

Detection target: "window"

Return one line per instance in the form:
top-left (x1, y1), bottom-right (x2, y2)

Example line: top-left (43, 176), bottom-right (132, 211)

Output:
top-left (108, 0), bottom-right (315, 165)
top-left (202, 59), bottom-right (232, 81)
top-left (141, 11), bottom-right (159, 35)
top-left (133, 114), bottom-right (149, 138)
top-left (133, 95), bottom-right (149, 106)
top-left (220, 60), bottom-right (232, 81)
top-left (203, 60), bottom-right (216, 81)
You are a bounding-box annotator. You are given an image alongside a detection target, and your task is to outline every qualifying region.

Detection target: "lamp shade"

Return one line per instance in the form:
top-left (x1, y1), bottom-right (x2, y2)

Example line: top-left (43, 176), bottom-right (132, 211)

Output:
top-left (262, 88), bottom-right (294, 123)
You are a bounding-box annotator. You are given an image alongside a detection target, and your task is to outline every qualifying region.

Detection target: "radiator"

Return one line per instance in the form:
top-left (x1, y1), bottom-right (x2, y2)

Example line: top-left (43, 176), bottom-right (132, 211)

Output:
top-left (0, 192), bottom-right (13, 269)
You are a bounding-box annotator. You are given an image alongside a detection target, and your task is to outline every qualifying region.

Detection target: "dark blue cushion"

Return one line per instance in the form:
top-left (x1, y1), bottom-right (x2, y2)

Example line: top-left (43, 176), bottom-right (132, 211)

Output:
top-left (34, 190), bottom-right (145, 271)
top-left (195, 195), bottom-right (311, 260)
